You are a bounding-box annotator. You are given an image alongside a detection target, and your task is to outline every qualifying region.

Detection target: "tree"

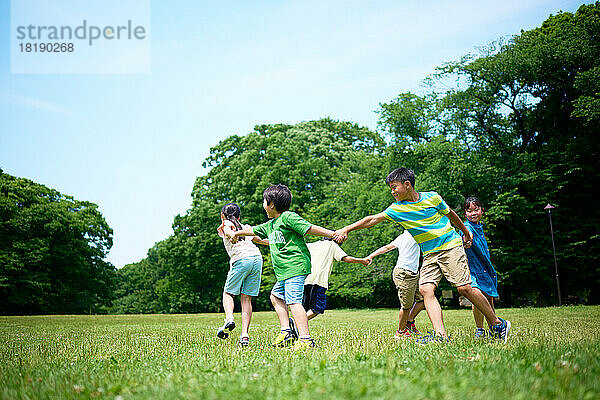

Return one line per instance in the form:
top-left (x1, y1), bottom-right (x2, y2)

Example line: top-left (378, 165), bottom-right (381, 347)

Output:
top-left (379, 3), bottom-right (600, 304)
top-left (0, 170), bottom-right (115, 314)
top-left (110, 255), bottom-right (163, 314)
top-left (114, 119), bottom-right (389, 313)
top-left (114, 3), bottom-right (600, 310)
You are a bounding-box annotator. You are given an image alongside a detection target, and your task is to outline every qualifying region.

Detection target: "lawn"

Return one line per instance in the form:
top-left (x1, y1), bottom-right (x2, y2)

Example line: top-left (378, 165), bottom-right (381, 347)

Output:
top-left (1, 306), bottom-right (599, 399)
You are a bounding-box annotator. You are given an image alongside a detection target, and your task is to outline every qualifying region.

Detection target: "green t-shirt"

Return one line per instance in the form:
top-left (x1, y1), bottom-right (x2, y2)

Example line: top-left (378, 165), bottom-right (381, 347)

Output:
top-left (253, 211), bottom-right (313, 281)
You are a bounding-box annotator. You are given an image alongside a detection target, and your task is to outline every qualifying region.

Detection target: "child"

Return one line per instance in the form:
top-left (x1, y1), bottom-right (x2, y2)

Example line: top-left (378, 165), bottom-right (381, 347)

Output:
top-left (463, 197), bottom-right (499, 339)
top-left (216, 203), bottom-right (268, 346)
top-left (303, 237), bottom-right (370, 320)
top-left (333, 168), bottom-right (511, 343)
top-left (230, 184), bottom-right (335, 350)
top-left (365, 230), bottom-right (425, 338)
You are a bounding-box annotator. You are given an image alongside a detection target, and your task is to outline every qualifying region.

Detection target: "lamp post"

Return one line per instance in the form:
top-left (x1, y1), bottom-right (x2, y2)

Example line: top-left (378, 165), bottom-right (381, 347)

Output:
top-left (544, 203), bottom-right (561, 306)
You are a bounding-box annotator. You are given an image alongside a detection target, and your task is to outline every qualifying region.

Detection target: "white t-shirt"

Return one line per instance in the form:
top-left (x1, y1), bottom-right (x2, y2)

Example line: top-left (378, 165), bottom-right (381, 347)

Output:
top-left (217, 220), bottom-right (262, 266)
top-left (304, 240), bottom-right (347, 289)
top-left (391, 231), bottom-right (421, 273)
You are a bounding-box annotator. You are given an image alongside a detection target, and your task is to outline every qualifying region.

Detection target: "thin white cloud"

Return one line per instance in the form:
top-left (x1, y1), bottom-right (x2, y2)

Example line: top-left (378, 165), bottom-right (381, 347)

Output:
top-left (0, 93), bottom-right (78, 117)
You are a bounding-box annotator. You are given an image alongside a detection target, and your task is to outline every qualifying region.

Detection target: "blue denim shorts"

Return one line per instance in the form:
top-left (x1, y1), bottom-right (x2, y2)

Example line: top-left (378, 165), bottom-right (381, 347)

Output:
top-left (223, 255), bottom-right (263, 296)
top-left (271, 275), bottom-right (307, 305)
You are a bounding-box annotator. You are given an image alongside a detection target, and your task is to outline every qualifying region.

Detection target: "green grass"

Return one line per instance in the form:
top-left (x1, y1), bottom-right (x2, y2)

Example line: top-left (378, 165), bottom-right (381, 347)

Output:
top-left (1, 306), bottom-right (599, 399)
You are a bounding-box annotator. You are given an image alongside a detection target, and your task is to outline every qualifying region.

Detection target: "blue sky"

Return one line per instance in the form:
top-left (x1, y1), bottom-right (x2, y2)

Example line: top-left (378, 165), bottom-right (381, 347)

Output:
top-left (0, 0), bottom-right (589, 267)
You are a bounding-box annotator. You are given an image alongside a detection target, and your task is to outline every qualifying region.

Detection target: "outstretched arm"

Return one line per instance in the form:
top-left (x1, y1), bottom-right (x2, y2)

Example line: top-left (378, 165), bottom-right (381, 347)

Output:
top-left (366, 243), bottom-right (396, 261)
top-left (228, 226), bottom-right (255, 243)
top-left (252, 236), bottom-right (269, 246)
top-left (446, 209), bottom-right (472, 248)
top-left (341, 255), bottom-right (371, 266)
top-left (306, 225), bottom-right (335, 238)
top-left (332, 212), bottom-right (388, 243)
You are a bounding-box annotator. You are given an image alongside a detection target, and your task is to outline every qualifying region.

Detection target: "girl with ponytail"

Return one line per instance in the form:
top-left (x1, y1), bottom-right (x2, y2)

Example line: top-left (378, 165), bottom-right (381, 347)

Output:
top-left (216, 203), bottom-right (268, 346)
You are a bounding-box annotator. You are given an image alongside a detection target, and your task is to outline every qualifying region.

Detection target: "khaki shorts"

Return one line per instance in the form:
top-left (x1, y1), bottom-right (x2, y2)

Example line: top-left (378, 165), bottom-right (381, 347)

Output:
top-left (392, 267), bottom-right (423, 309)
top-left (419, 246), bottom-right (471, 288)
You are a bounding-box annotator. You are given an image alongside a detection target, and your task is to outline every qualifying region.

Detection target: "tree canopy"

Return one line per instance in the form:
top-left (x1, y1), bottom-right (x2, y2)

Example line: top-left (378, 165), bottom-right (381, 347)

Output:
top-left (112, 4), bottom-right (600, 313)
top-left (0, 170), bottom-right (115, 314)
top-left (3, 3), bottom-right (598, 315)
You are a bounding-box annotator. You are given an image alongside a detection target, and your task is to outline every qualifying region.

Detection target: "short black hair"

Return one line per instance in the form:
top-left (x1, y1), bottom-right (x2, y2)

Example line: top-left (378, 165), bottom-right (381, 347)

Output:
top-left (263, 184), bottom-right (292, 212)
top-left (464, 196), bottom-right (484, 212)
top-left (385, 168), bottom-right (415, 188)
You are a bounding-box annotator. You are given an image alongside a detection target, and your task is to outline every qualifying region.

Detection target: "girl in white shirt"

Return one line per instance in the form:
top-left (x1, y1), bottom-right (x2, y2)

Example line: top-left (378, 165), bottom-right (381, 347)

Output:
top-left (216, 203), bottom-right (267, 346)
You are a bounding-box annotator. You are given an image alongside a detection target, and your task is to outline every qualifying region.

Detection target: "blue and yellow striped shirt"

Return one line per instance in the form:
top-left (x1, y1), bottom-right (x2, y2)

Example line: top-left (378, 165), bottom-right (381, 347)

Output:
top-left (383, 191), bottom-right (462, 255)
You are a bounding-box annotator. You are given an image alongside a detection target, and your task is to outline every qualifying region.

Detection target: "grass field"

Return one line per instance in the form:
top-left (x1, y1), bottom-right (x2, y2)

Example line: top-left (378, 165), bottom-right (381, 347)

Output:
top-left (1, 306), bottom-right (599, 399)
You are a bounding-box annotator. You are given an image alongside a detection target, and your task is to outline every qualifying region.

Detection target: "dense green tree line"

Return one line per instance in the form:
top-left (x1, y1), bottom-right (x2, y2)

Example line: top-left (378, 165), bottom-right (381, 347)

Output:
top-left (0, 170), bottom-right (115, 314)
top-left (2, 4), bottom-right (598, 315)
top-left (112, 4), bottom-right (599, 313)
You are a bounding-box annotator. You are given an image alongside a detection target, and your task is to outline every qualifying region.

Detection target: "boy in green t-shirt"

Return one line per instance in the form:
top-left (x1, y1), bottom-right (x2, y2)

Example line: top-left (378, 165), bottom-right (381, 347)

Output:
top-left (230, 184), bottom-right (335, 350)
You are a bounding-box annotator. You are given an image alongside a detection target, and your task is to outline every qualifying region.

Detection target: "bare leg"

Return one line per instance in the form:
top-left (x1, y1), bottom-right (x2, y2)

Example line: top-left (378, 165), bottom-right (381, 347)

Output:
top-left (270, 294), bottom-right (290, 329)
top-left (222, 291), bottom-right (235, 321)
top-left (487, 293), bottom-right (495, 312)
top-left (289, 303), bottom-right (310, 337)
top-left (419, 283), bottom-right (446, 337)
top-left (458, 285), bottom-right (500, 326)
top-left (472, 290), bottom-right (494, 328)
top-left (472, 304), bottom-right (484, 329)
top-left (472, 288), bottom-right (485, 328)
top-left (397, 308), bottom-right (409, 331)
top-left (306, 309), bottom-right (318, 320)
top-left (240, 294), bottom-right (252, 337)
top-left (408, 300), bottom-right (425, 322)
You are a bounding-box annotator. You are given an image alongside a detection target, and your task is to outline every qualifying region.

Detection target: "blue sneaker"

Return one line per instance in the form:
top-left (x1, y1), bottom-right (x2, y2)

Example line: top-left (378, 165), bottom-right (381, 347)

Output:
top-left (416, 332), bottom-right (449, 345)
top-left (490, 318), bottom-right (511, 343)
top-left (474, 328), bottom-right (487, 340)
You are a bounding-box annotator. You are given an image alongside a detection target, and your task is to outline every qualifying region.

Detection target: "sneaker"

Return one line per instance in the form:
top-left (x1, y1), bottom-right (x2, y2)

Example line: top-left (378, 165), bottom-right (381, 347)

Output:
top-left (216, 319), bottom-right (236, 339)
top-left (416, 332), bottom-right (449, 345)
top-left (474, 328), bottom-right (486, 340)
top-left (393, 328), bottom-right (413, 339)
top-left (238, 336), bottom-right (250, 347)
top-left (291, 338), bottom-right (316, 351)
top-left (406, 322), bottom-right (421, 335)
top-left (217, 327), bottom-right (228, 339)
top-left (271, 331), bottom-right (296, 347)
top-left (224, 320), bottom-right (236, 331)
top-left (289, 317), bottom-right (299, 340)
top-left (490, 318), bottom-right (511, 344)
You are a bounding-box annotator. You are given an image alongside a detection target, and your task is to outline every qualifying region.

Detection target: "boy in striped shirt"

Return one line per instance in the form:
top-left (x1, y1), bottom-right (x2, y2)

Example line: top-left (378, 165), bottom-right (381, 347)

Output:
top-left (333, 168), bottom-right (511, 343)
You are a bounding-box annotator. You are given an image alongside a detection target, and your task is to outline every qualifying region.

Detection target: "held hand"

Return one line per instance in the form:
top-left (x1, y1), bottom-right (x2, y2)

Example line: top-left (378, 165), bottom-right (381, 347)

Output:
top-left (332, 229), bottom-right (348, 243)
top-left (227, 231), bottom-right (238, 244)
top-left (462, 233), bottom-right (472, 249)
top-left (362, 257), bottom-right (373, 266)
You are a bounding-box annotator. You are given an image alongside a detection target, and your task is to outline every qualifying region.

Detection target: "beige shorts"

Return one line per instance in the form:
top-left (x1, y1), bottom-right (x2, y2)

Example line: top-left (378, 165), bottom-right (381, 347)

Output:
top-left (392, 267), bottom-right (423, 309)
top-left (419, 246), bottom-right (472, 288)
